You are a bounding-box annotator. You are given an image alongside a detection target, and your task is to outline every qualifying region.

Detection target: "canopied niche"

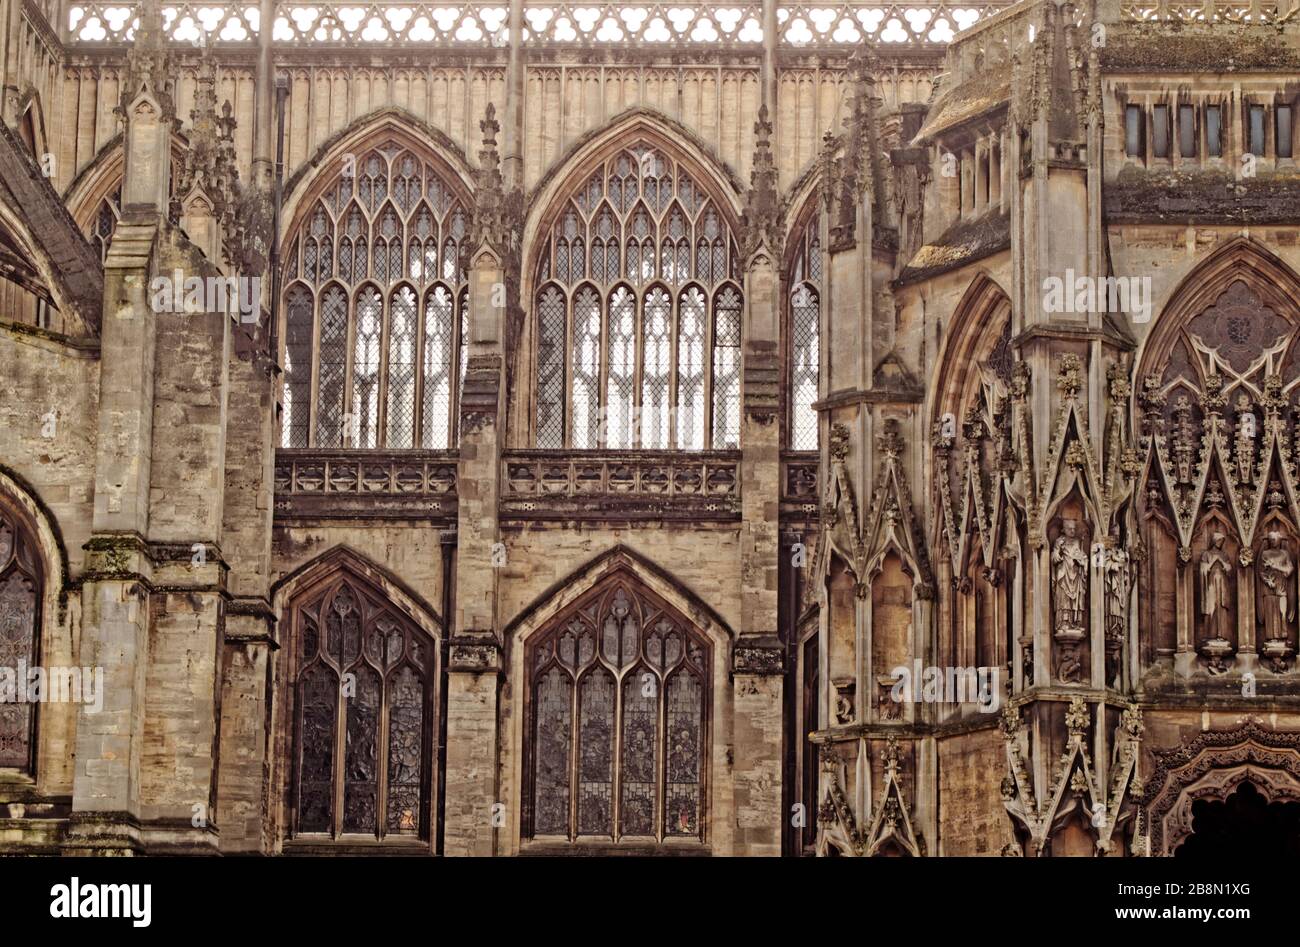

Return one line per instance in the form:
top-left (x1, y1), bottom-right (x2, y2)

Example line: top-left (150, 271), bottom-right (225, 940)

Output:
top-left (1136, 241), bottom-right (1300, 678)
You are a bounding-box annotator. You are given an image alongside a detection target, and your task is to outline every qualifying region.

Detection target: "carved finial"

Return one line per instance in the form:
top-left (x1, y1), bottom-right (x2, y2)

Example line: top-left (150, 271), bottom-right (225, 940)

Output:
top-left (830, 423), bottom-right (851, 462)
top-left (1066, 695), bottom-right (1089, 737)
top-left (1058, 354), bottom-right (1083, 397)
top-left (740, 104), bottom-right (782, 262)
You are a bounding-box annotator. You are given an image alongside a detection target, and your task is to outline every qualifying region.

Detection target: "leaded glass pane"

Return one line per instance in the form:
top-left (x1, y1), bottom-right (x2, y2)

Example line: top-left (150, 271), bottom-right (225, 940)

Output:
top-left (578, 670), bottom-right (614, 836)
top-left (342, 664), bottom-right (381, 834)
top-left (386, 287), bottom-right (417, 448)
top-left (316, 286), bottom-right (348, 446)
top-left (620, 673), bottom-right (657, 836)
top-left (282, 286), bottom-right (314, 448)
top-left (712, 286), bottom-right (742, 449)
top-left (385, 666), bottom-right (424, 835)
top-left (606, 287), bottom-right (636, 449)
top-left (297, 664), bottom-right (336, 833)
top-left (665, 671), bottom-right (702, 836)
top-left (527, 581), bottom-right (709, 844)
top-left (534, 668), bottom-right (572, 835)
top-left (791, 282), bottom-right (820, 451)
top-left (352, 287), bottom-right (382, 448)
top-left (536, 286), bottom-right (567, 449)
top-left (641, 287), bottom-right (671, 448)
top-left (422, 286), bottom-right (454, 449)
top-left (677, 287), bottom-right (707, 450)
top-left (572, 287), bottom-right (602, 448)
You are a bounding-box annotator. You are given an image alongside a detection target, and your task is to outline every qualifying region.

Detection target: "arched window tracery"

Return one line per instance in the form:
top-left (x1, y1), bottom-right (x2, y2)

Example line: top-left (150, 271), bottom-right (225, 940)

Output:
top-left (526, 577), bottom-right (710, 844)
top-left (532, 144), bottom-right (742, 450)
top-left (290, 571), bottom-right (438, 842)
top-left (0, 500), bottom-right (42, 772)
top-left (280, 141), bottom-right (470, 449)
top-left (787, 213), bottom-right (821, 451)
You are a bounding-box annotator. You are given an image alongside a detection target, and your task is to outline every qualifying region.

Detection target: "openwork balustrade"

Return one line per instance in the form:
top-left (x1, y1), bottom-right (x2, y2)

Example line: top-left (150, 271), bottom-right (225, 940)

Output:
top-left (64, 2), bottom-right (1011, 47)
top-left (501, 450), bottom-right (741, 521)
top-left (273, 449), bottom-right (458, 520)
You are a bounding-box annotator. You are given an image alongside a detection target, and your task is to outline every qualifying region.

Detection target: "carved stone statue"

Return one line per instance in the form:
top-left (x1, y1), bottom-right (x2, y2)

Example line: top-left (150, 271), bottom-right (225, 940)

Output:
top-left (1200, 531), bottom-right (1233, 642)
top-left (1051, 519), bottom-right (1088, 633)
top-left (1104, 546), bottom-right (1130, 686)
top-left (1259, 530), bottom-right (1293, 643)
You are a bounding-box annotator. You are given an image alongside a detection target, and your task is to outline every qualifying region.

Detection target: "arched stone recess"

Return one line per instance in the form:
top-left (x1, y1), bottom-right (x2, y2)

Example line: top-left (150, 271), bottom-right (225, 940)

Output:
top-left (267, 545), bottom-right (445, 851)
top-left (1136, 720), bottom-right (1300, 857)
top-left (1134, 238), bottom-right (1300, 679)
top-left (278, 108), bottom-right (477, 250)
top-left (62, 132), bottom-right (190, 236)
top-left (0, 466), bottom-right (78, 803)
top-left (928, 275), bottom-right (1027, 688)
top-left (501, 545), bottom-right (736, 855)
top-left (274, 115), bottom-right (477, 450)
top-left (512, 110), bottom-right (748, 448)
top-left (1000, 698), bottom-right (1145, 857)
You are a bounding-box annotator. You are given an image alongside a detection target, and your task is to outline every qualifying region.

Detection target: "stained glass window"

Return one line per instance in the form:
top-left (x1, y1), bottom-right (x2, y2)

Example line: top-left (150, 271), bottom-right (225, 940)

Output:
top-left (533, 144), bottom-right (743, 448)
top-left (282, 286), bottom-right (314, 448)
top-left (279, 141), bottom-right (469, 448)
top-left (528, 580), bottom-right (709, 844)
top-left (789, 217), bottom-right (822, 451)
top-left (292, 573), bottom-right (436, 842)
top-left (0, 504), bottom-right (40, 772)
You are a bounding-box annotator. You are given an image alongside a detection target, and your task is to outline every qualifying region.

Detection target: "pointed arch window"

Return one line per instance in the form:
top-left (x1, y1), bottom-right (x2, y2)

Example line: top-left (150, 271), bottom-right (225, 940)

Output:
top-left (279, 141), bottom-right (470, 448)
top-left (0, 500), bottom-right (42, 772)
top-left (526, 578), bottom-right (710, 844)
top-left (788, 214), bottom-right (821, 451)
top-left (290, 572), bottom-right (438, 843)
top-left (533, 144), bottom-right (743, 449)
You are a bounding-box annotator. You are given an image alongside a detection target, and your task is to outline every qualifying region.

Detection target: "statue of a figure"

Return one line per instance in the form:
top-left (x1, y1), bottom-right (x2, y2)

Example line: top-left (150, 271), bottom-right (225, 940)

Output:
top-left (1051, 519), bottom-right (1088, 633)
top-left (1104, 547), bottom-right (1130, 631)
top-left (1200, 531), bottom-right (1233, 641)
top-left (1259, 531), bottom-right (1293, 642)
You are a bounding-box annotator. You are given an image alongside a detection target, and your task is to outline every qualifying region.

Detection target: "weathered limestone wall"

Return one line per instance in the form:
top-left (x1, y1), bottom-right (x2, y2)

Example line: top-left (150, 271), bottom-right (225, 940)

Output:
top-left (936, 726), bottom-right (1017, 855)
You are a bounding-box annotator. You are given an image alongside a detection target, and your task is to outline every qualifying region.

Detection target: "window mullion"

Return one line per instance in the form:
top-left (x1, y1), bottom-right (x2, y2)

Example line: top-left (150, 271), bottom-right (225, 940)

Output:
top-left (308, 289), bottom-right (322, 448)
top-left (657, 668), bottom-right (668, 843)
top-left (568, 670), bottom-right (580, 841)
top-left (612, 669), bottom-right (624, 842)
top-left (377, 292), bottom-right (392, 448)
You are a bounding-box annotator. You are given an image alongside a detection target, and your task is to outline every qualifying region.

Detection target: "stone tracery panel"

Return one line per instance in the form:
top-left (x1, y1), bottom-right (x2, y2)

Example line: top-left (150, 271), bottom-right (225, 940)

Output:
top-left (1139, 276), bottom-right (1300, 676)
top-left (66, 2), bottom-right (1005, 47)
top-left (289, 570), bottom-right (439, 842)
top-left (531, 141), bottom-right (742, 450)
top-left (524, 576), bottom-right (711, 845)
top-left (280, 139), bottom-right (470, 450)
top-left (0, 505), bottom-right (43, 772)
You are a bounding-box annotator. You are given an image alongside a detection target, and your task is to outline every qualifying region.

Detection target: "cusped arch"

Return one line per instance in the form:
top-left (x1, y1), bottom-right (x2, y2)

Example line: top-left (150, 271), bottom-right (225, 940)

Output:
top-left (1137, 721), bottom-right (1300, 856)
top-left (1135, 236), bottom-right (1300, 385)
top-left (929, 272), bottom-right (1013, 427)
top-left (522, 109), bottom-right (745, 302)
top-left (279, 108), bottom-right (475, 245)
top-left (271, 544), bottom-right (445, 641)
top-left (503, 544), bottom-right (736, 853)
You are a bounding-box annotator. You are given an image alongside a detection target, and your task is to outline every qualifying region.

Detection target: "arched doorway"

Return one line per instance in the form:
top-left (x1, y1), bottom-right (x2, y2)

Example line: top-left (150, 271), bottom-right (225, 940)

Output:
top-left (1175, 780), bottom-right (1300, 857)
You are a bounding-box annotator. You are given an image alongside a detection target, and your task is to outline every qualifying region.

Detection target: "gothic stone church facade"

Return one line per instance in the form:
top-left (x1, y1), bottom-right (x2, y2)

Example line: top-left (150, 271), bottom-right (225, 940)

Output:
top-left (1, 0), bottom-right (1299, 858)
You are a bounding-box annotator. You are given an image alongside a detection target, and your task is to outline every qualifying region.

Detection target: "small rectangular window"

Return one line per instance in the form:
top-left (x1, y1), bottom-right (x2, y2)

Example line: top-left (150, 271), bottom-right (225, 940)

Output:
top-left (1206, 106), bottom-right (1223, 157)
top-left (1249, 105), bottom-right (1266, 156)
top-left (1125, 105), bottom-right (1144, 158)
top-left (1153, 105), bottom-right (1170, 158)
top-left (1278, 105), bottom-right (1294, 159)
top-left (1179, 105), bottom-right (1196, 158)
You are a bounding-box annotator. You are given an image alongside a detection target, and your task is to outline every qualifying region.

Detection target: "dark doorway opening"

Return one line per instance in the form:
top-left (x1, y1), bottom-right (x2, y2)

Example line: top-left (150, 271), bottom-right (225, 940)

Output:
top-left (1175, 779), bottom-right (1300, 857)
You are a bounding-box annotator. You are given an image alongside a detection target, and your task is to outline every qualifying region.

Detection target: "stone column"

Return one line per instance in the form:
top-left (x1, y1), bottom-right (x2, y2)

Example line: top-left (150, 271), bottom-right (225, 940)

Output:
top-left (444, 105), bottom-right (513, 856)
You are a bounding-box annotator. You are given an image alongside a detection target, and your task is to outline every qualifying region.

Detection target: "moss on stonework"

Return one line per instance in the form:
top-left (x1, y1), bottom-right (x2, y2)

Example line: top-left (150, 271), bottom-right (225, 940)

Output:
top-left (1106, 167), bottom-right (1300, 224)
top-left (1101, 23), bottom-right (1300, 72)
